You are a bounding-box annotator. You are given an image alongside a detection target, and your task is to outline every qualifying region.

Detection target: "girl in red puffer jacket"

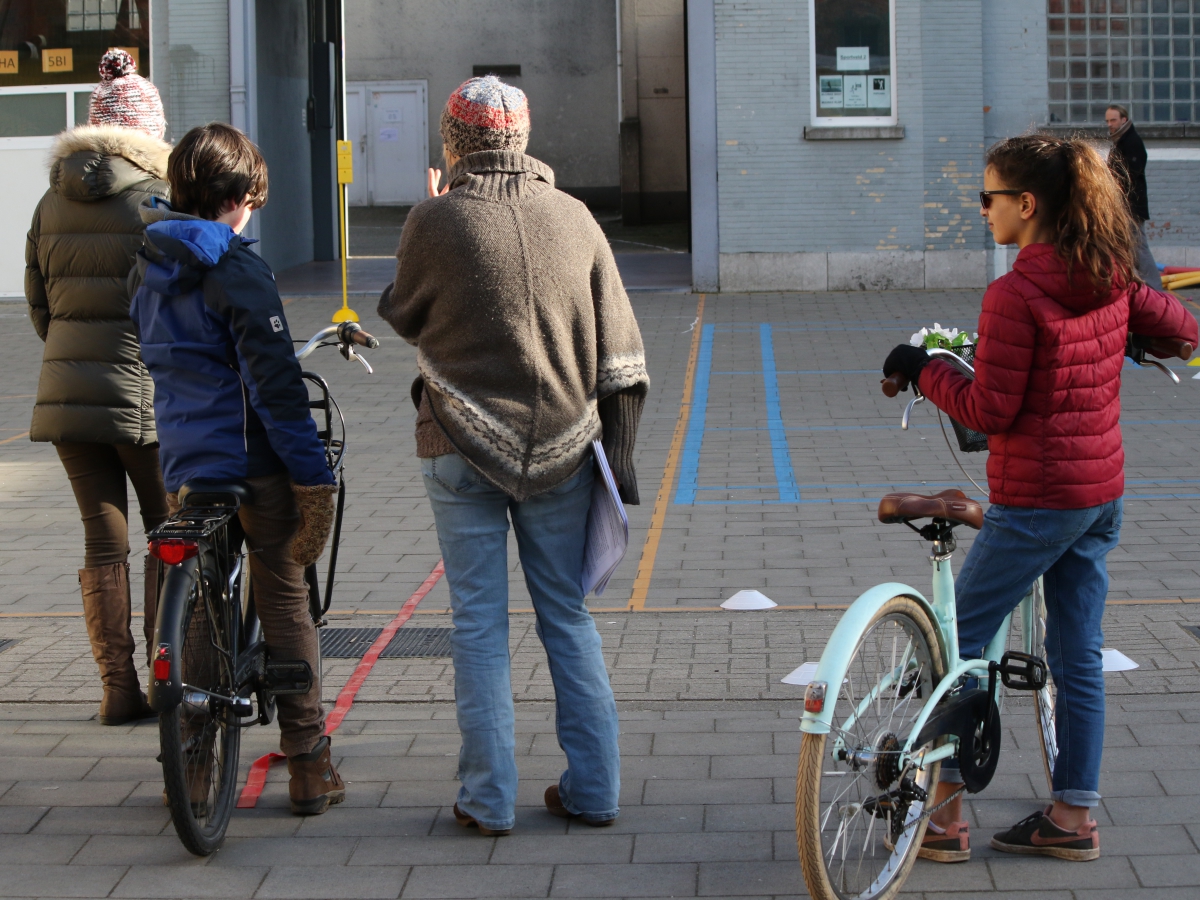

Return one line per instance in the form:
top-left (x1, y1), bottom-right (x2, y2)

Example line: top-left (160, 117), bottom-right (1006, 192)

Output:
top-left (883, 134), bottom-right (1198, 863)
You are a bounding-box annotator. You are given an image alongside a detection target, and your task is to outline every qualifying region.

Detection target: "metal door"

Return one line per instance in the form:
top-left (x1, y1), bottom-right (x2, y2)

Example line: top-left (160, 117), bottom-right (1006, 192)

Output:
top-left (366, 82), bottom-right (427, 205)
top-left (344, 85), bottom-right (368, 207)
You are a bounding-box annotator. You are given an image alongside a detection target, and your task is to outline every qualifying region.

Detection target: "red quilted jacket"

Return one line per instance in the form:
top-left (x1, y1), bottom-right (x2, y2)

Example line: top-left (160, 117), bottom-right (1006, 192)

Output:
top-left (921, 243), bottom-right (1198, 509)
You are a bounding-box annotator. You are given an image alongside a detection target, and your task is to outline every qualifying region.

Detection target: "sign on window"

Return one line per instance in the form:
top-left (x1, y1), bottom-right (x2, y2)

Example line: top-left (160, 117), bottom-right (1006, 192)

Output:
top-left (812, 0), bottom-right (895, 124)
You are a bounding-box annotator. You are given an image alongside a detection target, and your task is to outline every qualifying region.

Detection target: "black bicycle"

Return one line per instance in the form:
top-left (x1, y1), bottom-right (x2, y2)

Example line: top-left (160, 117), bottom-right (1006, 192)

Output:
top-left (146, 321), bottom-right (378, 856)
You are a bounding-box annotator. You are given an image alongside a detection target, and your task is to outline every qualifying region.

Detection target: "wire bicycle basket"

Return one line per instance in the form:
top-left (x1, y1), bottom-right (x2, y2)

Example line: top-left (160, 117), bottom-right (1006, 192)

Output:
top-left (942, 343), bottom-right (989, 453)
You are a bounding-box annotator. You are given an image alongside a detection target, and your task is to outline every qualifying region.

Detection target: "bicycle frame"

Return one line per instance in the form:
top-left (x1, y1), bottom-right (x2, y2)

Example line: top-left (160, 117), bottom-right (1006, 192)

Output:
top-left (800, 552), bottom-right (1040, 771)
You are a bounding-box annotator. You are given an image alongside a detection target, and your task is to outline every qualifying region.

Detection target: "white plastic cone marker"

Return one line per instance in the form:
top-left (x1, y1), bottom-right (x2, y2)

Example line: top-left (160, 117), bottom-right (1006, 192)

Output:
top-left (782, 661), bottom-right (820, 686)
top-left (1101, 648), bottom-right (1139, 672)
top-left (721, 589), bottom-right (778, 610)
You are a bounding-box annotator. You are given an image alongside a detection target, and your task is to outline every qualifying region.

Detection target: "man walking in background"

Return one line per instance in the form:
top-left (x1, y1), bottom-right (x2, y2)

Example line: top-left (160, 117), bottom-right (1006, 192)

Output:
top-left (1106, 104), bottom-right (1162, 288)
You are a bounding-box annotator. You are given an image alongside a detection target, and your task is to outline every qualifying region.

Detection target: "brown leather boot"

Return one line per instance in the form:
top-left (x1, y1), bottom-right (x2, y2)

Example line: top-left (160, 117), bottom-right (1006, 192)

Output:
top-left (142, 554), bottom-right (162, 666)
top-left (287, 735), bottom-right (346, 815)
top-left (80, 563), bottom-right (154, 726)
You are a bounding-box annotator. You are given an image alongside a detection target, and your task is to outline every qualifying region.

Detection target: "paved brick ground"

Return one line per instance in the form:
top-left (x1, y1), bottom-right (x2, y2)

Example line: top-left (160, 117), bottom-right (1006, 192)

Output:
top-left (1, 287), bottom-right (1198, 897)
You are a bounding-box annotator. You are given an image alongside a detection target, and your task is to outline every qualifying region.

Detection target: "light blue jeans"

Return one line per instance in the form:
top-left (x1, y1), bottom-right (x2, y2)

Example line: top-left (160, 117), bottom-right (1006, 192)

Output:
top-left (940, 500), bottom-right (1123, 808)
top-left (421, 452), bottom-right (620, 830)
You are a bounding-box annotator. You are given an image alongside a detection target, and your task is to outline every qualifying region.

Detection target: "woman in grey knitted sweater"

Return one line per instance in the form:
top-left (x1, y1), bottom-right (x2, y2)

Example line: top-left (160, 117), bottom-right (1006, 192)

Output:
top-left (379, 76), bottom-right (648, 834)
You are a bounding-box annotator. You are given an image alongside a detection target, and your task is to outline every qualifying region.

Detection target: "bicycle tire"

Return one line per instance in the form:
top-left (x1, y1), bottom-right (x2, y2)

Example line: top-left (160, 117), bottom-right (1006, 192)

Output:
top-left (160, 552), bottom-right (241, 856)
top-left (1028, 580), bottom-right (1057, 795)
top-left (796, 596), bottom-right (945, 900)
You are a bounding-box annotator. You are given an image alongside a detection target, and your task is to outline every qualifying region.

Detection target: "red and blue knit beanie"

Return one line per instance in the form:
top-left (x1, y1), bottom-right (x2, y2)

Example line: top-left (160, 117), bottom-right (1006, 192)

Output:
top-left (439, 76), bottom-right (530, 159)
top-left (88, 48), bottom-right (166, 140)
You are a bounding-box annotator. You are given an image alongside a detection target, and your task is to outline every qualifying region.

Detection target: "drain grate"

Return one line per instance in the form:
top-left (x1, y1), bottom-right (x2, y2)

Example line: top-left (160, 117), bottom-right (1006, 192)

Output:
top-left (1181, 624), bottom-right (1200, 644)
top-left (0, 639), bottom-right (17, 654)
top-left (380, 627), bottom-right (454, 658)
top-left (319, 627), bottom-right (383, 658)
top-left (319, 626), bottom-right (454, 659)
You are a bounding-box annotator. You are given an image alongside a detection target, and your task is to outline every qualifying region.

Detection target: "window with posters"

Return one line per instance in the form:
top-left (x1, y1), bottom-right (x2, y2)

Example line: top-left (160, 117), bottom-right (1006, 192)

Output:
top-left (810, 0), bottom-right (897, 126)
top-left (0, 1), bottom-right (148, 87)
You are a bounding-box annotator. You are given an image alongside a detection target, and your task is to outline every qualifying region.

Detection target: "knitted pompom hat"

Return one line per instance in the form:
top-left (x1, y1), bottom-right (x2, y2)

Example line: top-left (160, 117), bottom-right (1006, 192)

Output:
top-left (440, 76), bottom-right (530, 159)
top-left (88, 48), bottom-right (166, 139)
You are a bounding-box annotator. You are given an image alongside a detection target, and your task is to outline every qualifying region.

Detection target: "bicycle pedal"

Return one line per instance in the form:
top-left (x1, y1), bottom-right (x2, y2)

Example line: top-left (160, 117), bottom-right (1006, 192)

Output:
top-left (264, 660), bottom-right (313, 696)
top-left (997, 651), bottom-right (1048, 691)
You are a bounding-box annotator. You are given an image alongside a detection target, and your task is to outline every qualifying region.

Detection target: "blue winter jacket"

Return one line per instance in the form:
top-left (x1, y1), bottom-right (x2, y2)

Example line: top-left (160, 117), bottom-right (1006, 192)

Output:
top-left (129, 204), bottom-right (333, 492)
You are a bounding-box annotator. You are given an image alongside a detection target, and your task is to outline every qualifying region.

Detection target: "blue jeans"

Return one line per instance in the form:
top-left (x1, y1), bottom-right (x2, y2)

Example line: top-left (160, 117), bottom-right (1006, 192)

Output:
top-left (421, 452), bottom-right (620, 830)
top-left (940, 500), bottom-right (1123, 808)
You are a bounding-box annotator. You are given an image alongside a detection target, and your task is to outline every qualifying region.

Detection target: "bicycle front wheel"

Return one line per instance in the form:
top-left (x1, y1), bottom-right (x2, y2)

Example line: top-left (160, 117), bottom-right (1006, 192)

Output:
top-left (160, 557), bottom-right (241, 856)
top-left (1028, 579), bottom-right (1057, 795)
top-left (796, 596), bottom-right (945, 900)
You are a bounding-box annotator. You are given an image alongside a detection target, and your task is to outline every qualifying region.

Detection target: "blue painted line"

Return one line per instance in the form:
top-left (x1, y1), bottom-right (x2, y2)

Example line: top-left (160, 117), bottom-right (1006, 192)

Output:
top-left (674, 324), bottom-right (715, 505)
top-left (692, 493), bottom-right (1200, 506)
top-left (710, 369), bottom-right (879, 375)
top-left (760, 323), bottom-right (800, 502)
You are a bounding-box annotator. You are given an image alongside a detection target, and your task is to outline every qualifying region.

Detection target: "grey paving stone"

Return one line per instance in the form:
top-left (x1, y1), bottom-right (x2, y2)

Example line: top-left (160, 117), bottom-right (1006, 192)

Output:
top-left (0, 833), bottom-right (85, 864)
top-left (0, 806), bottom-right (47, 834)
top-left (488, 834), bottom-right (634, 865)
top-left (207, 836), bottom-right (360, 868)
top-left (987, 854), bottom-right (1139, 891)
top-left (703, 803), bottom-right (796, 833)
top-left (295, 807), bottom-right (439, 837)
top-left (0, 779), bottom-right (135, 806)
top-left (0, 862), bottom-right (126, 898)
top-left (550, 863), bottom-right (698, 898)
top-left (1131, 853), bottom-right (1200, 887)
top-left (402, 863), bottom-right (552, 898)
top-left (70, 834), bottom-right (199, 867)
top-left (111, 864), bottom-right (267, 899)
top-left (643, 778), bottom-right (772, 806)
top-left (696, 860), bottom-right (800, 896)
top-left (255, 865), bottom-right (409, 900)
top-left (349, 836), bottom-right (495, 867)
top-left (633, 832), bottom-right (772, 864)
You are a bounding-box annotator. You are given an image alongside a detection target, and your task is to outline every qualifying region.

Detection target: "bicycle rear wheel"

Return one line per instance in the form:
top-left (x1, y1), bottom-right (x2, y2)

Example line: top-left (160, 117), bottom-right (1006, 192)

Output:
top-left (1028, 579), bottom-right (1057, 794)
top-left (160, 553), bottom-right (241, 856)
top-left (796, 597), bottom-right (945, 900)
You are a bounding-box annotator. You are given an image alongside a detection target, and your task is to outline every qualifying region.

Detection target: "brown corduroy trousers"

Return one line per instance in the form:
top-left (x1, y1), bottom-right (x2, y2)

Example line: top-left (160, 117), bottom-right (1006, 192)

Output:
top-left (240, 473), bottom-right (324, 757)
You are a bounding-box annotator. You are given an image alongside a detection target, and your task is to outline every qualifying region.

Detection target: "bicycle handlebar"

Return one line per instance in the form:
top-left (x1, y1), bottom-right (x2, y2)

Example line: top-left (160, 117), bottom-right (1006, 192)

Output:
top-left (1128, 334), bottom-right (1193, 360)
top-left (340, 322), bottom-right (380, 349)
top-left (881, 372), bottom-right (908, 397)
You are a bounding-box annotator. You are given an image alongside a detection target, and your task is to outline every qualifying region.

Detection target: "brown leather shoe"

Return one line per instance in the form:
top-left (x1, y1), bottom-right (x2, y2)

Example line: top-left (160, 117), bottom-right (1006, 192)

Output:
top-left (544, 784), bottom-right (616, 827)
top-left (452, 803), bottom-right (511, 836)
top-left (287, 736), bottom-right (346, 815)
top-left (80, 564), bottom-right (156, 726)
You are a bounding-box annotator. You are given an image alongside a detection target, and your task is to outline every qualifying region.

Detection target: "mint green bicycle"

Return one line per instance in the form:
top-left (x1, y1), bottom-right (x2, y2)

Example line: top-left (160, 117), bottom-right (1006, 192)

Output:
top-left (793, 347), bottom-right (1057, 900)
top-left (795, 333), bottom-right (1193, 900)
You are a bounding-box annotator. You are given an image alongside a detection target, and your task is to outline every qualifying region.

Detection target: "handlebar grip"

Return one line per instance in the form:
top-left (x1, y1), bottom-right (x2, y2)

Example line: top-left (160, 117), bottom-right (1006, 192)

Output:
top-left (1148, 338), bottom-right (1193, 360)
top-left (881, 372), bottom-right (909, 398)
top-left (351, 328), bottom-right (380, 350)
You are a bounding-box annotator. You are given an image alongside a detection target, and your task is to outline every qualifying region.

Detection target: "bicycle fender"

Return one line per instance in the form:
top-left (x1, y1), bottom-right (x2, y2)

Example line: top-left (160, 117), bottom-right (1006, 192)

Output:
top-left (147, 557), bottom-right (200, 713)
top-left (799, 582), bottom-right (935, 735)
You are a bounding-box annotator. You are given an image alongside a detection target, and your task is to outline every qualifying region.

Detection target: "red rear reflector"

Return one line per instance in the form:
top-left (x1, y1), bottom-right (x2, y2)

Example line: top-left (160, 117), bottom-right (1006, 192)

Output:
top-left (804, 681), bottom-right (827, 714)
top-left (153, 645), bottom-right (170, 681)
top-left (149, 538), bottom-right (198, 565)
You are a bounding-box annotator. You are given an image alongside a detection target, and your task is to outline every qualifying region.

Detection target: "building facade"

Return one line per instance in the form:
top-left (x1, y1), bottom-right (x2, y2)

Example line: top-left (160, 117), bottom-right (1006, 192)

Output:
top-left (1, 0), bottom-right (341, 296)
top-left (688, 0), bottom-right (1200, 292)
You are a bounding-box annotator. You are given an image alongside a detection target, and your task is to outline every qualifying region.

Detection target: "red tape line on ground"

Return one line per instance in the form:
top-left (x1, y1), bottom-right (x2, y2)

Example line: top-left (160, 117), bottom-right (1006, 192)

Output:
top-left (236, 559), bottom-right (445, 809)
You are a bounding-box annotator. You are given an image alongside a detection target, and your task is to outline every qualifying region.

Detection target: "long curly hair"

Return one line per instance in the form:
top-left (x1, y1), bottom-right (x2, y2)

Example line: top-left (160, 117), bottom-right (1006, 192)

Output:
top-left (985, 134), bottom-right (1137, 292)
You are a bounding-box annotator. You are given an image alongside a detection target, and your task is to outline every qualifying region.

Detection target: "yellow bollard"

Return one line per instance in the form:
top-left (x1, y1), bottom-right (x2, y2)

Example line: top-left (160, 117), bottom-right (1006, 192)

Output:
top-left (332, 139), bottom-right (359, 324)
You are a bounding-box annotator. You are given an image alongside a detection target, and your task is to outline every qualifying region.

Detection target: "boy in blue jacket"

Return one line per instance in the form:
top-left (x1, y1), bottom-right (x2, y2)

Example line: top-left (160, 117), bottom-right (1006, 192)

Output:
top-left (130, 123), bottom-right (344, 815)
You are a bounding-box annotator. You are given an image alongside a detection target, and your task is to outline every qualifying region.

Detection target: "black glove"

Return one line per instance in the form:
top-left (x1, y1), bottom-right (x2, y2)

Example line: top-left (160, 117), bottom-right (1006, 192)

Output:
top-left (882, 344), bottom-right (932, 389)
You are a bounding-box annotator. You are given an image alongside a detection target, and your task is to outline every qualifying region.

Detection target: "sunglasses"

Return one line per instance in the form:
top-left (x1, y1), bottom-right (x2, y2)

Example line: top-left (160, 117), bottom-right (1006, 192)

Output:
top-left (979, 189), bottom-right (1024, 209)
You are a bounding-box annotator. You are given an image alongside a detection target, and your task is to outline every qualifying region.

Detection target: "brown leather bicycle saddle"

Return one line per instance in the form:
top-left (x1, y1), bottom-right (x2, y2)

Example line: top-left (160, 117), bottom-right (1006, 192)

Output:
top-left (878, 489), bottom-right (984, 530)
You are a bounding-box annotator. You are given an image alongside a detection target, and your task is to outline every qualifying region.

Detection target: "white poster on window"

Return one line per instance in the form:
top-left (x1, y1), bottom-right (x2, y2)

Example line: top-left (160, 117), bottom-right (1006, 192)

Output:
top-left (844, 76), bottom-right (868, 109)
top-left (819, 75), bottom-right (844, 108)
top-left (836, 47), bottom-right (870, 71)
top-left (868, 75), bottom-right (890, 108)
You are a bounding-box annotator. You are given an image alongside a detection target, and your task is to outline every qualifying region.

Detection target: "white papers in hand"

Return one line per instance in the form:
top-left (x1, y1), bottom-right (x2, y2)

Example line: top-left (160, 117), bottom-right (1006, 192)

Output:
top-left (581, 440), bottom-right (629, 597)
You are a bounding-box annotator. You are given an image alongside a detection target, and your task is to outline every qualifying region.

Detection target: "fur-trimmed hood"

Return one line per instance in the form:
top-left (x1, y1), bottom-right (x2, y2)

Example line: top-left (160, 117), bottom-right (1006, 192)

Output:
top-left (49, 124), bottom-right (170, 202)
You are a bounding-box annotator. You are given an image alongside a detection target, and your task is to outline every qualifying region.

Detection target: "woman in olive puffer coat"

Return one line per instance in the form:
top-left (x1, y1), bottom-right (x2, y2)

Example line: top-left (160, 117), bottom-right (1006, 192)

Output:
top-left (25, 50), bottom-right (170, 725)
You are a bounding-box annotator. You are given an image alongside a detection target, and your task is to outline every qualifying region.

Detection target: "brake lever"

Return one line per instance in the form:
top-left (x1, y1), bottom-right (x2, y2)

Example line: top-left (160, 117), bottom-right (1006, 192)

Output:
top-left (348, 346), bottom-right (374, 375)
top-left (1136, 357), bottom-right (1180, 384)
top-left (902, 393), bottom-right (924, 430)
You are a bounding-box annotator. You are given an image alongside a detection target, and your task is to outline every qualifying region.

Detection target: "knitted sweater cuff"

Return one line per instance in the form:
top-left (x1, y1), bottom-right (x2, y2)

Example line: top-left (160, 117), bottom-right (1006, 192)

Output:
top-left (599, 387), bottom-right (646, 505)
